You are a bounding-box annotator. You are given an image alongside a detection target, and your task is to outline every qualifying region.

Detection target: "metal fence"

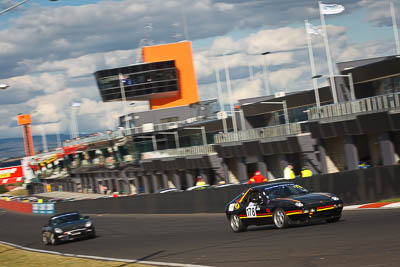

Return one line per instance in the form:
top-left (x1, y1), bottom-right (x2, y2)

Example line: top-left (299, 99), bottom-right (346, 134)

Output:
top-left (307, 93), bottom-right (400, 121)
top-left (141, 145), bottom-right (216, 159)
top-left (213, 122), bottom-right (304, 144)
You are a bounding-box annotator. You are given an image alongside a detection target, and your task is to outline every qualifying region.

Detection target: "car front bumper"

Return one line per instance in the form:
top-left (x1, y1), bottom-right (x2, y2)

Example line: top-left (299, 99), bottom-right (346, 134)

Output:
top-left (56, 227), bottom-right (94, 241)
top-left (288, 203), bottom-right (343, 222)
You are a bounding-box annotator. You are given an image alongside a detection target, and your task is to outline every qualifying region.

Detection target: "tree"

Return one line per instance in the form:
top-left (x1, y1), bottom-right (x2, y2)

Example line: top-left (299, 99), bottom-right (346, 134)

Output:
top-left (0, 184), bottom-right (8, 194)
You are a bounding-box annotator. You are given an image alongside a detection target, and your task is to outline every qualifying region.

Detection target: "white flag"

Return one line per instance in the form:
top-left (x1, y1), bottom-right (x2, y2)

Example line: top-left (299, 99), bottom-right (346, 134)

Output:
top-left (320, 4), bottom-right (345, 15)
top-left (306, 22), bottom-right (322, 35)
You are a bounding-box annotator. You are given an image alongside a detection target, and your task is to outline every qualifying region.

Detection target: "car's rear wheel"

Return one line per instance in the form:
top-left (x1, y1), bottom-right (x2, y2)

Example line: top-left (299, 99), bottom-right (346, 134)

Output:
top-left (273, 208), bottom-right (289, 229)
top-left (42, 232), bottom-right (50, 245)
top-left (50, 233), bottom-right (59, 245)
top-left (326, 216), bottom-right (341, 223)
top-left (230, 214), bottom-right (247, 233)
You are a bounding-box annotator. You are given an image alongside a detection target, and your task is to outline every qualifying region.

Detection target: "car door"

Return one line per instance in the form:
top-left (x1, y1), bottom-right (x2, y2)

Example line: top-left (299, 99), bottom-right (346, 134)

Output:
top-left (239, 190), bottom-right (270, 225)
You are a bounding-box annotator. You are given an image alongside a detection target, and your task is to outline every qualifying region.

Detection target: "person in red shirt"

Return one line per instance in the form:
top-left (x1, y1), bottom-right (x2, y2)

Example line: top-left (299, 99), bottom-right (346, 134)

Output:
top-left (248, 171), bottom-right (268, 184)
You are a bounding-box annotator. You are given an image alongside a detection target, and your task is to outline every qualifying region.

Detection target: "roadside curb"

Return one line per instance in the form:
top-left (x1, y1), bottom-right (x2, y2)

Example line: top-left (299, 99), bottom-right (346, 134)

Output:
top-left (344, 202), bottom-right (400, 210)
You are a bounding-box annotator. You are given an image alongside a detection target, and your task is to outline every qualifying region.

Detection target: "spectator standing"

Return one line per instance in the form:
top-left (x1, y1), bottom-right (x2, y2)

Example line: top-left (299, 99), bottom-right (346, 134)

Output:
top-left (248, 171), bottom-right (268, 184)
top-left (101, 185), bottom-right (108, 195)
top-left (301, 167), bottom-right (313, 178)
top-left (283, 164), bottom-right (296, 179)
top-left (196, 176), bottom-right (206, 186)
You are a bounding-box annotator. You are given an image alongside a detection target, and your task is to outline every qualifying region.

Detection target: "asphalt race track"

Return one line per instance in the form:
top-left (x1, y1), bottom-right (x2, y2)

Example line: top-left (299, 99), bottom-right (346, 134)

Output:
top-left (1, 208), bottom-right (400, 267)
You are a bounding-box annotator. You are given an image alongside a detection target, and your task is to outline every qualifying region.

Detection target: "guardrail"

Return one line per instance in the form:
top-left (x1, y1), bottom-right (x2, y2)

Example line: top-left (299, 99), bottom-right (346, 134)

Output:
top-left (141, 145), bottom-right (216, 159)
top-left (307, 93), bottom-right (400, 121)
top-left (214, 122), bottom-right (304, 144)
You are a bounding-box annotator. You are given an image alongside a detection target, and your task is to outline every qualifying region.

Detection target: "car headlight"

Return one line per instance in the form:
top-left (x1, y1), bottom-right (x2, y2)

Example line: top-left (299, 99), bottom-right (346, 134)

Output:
top-left (331, 196), bottom-right (340, 201)
top-left (295, 202), bottom-right (304, 207)
top-left (85, 221), bottom-right (92, 227)
top-left (54, 228), bottom-right (63, 234)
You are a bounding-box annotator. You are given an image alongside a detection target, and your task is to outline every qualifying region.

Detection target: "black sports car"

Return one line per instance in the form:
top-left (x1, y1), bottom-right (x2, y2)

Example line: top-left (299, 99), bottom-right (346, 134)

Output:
top-left (226, 182), bottom-right (343, 232)
top-left (41, 211), bottom-right (96, 245)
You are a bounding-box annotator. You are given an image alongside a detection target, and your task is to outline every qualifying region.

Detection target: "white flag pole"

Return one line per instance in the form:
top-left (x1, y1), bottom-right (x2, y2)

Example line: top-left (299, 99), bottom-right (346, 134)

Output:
top-left (248, 64), bottom-right (254, 81)
top-left (261, 55), bottom-right (271, 96)
top-left (305, 20), bottom-right (321, 107)
top-left (318, 1), bottom-right (338, 104)
top-left (214, 64), bottom-right (228, 134)
top-left (118, 73), bottom-right (129, 127)
top-left (390, 2), bottom-right (400, 55)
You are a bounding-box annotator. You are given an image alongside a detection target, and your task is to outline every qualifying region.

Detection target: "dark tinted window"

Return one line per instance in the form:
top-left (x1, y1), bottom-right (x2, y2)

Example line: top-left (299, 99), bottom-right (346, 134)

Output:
top-left (51, 213), bottom-right (81, 225)
top-left (264, 184), bottom-right (308, 198)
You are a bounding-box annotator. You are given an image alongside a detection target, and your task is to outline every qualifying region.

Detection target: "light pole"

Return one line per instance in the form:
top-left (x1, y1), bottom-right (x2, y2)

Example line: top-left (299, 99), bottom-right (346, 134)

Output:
top-left (0, 0), bottom-right (58, 15)
top-left (184, 127), bottom-right (207, 146)
top-left (159, 131), bottom-right (180, 148)
top-left (214, 64), bottom-right (228, 134)
top-left (313, 73), bottom-right (355, 101)
top-left (222, 53), bottom-right (238, 134)
top-left (261, 51), bottom-right (271, 96)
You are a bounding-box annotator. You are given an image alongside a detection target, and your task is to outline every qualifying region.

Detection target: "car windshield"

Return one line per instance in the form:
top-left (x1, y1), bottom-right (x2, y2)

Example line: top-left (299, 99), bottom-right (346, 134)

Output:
top-left (51, 213), bottom-right (81, 225)
top-left (265, 184), bottom-right (309, 198)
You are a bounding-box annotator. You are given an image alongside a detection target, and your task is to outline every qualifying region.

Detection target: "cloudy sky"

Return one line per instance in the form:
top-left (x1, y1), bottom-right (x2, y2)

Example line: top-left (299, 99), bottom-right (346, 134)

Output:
top-left (0, 0), bottom-right (398, 139)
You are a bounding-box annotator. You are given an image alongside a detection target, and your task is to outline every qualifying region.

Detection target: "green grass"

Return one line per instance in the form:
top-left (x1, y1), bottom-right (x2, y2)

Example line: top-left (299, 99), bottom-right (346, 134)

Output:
top-left (0, 244), bottom-right (153, 267)
top-left (378, 198), bottom-right (400, 203)
top-left (7, 189), bottom-right (28, 196)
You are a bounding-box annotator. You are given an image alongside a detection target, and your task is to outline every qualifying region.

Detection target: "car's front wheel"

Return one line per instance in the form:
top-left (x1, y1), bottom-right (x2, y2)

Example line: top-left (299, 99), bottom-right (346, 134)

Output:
top-left (230, 214), bottom-right (247, 233)
top-left (273, 208), bottom-right (289, 229)
top-left (50, 233), bottom-right (59, 245)
top-left (42, 232), bottom-right (50, 245)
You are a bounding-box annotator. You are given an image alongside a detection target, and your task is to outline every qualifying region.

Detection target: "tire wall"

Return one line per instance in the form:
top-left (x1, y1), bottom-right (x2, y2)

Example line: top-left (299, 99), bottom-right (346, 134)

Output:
top-left (55, 165), bottom-right (400, 214)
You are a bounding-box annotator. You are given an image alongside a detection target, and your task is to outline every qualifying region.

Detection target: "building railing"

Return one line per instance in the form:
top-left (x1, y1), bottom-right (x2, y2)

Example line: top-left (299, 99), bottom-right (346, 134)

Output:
top-left (66, 115), bottom-right (220, 146)
top-left (307, 93), bottom-right (400, 121)
top-left (141, 145), bottom-right (216, 160)
top-left (214, 122), bottom-right (304, 144)
top-left (64, 131), bottom-right (124, 147)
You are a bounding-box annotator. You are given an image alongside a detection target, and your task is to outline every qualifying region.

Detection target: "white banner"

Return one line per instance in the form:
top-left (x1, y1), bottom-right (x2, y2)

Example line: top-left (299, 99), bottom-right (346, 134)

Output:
top-left (320, 4), bottom-right (345, 15)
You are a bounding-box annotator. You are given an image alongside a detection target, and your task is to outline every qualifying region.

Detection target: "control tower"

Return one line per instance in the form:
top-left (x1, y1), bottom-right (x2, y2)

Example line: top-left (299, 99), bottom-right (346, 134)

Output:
top-left (17, 114), bottom-right (35, 156)
top-left (94, 41), bottom-right (199, 110)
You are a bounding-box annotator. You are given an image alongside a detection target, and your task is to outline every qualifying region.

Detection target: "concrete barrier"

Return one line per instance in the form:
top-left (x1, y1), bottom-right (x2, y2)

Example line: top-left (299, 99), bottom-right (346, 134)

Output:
top-left (54, 165), bottom-right (400, 214)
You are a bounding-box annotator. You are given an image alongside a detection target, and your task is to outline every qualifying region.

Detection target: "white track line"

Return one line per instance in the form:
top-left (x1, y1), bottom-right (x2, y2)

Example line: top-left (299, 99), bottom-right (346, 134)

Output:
top-left (343, 204), bottom-right (365, 210)
top-left (0, 240), bottom-right (212, 267)
top-left (381, 202), bottom-right (400, 208)
top-left (344, 202), bottom-right (400, 210)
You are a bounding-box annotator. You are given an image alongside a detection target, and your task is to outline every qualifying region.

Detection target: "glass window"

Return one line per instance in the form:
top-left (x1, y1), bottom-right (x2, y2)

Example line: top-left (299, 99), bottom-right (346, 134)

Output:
top-left (265, 184), bottom-right (308, 198)
top-left (51, 213), bottom-right (81, 224)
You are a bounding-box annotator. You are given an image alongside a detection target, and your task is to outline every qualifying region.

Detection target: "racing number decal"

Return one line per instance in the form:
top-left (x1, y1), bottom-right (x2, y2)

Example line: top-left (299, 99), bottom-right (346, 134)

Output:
top-left (246, 206), bottom-right (257, 218)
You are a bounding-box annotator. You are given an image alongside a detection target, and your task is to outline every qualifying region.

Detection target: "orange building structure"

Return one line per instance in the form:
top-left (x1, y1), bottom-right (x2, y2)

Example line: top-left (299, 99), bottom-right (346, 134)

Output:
top-left (17, 114), bottom-right (35, 156)
top-left (142, 41), bottom-right (200, 110)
